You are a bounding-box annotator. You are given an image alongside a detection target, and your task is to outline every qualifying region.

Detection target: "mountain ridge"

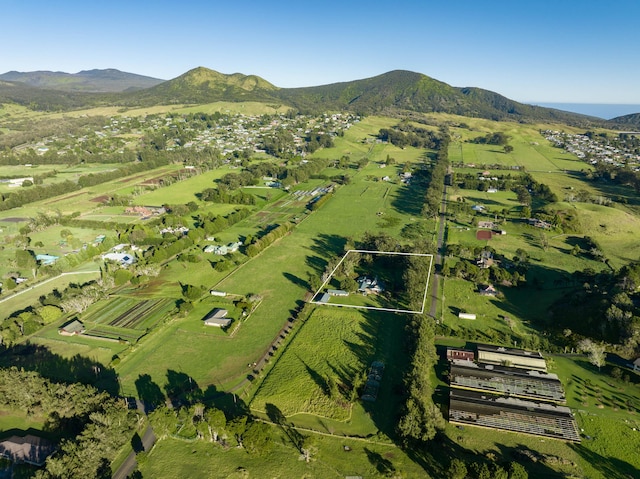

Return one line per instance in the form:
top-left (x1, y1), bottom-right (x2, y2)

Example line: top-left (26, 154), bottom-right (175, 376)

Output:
top-left (0, 66), bottom-right (635, 127)
top-left (0, 68), bottom-right (164, 92)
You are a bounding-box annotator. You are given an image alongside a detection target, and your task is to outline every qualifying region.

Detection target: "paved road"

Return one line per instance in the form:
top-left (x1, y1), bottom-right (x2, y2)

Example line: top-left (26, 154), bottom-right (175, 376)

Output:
top-left (112, 426), bottom-right (156, 479)
top-left (429, 183), bottom-right (447, 319)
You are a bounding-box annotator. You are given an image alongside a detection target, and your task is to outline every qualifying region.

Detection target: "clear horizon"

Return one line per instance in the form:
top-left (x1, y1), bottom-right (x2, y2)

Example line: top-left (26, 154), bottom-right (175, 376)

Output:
top-left (2, 0), bottom-right (640, 104)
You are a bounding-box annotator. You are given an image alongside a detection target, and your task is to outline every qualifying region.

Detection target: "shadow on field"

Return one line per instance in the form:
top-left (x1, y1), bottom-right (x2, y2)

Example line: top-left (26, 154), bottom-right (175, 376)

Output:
top-left (306, 233), bottom-right (349, 275)
top-left (569, 444), bottom-right (640, 479)
top-left (0, 342), bottom-right (119, 394)
top-left (390, 173), bottom-right (429, 216)
top-left (310, 233), bottom-right (348, 257)
top-left (345, 309), bottom-right (410, 439)
top-left (265, 403), bottom-right (306, 451)
top-left (282, 272), bottom-right (309, 290)
top-left (135, 374), bottom-right (165, 413)
top-left (134, 369), bottom-right (249, 418)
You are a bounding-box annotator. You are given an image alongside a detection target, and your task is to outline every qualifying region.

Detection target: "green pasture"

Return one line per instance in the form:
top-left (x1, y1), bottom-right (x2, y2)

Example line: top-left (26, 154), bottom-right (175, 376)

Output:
top-left (114, 135), bottom-right (428, 397)
top-left (140, 431), bottom-right (429, 479)
top-left (131, 168), bottom-right (231, 206)
top-left (27, 333), bottom-right (124, 366)
top-left (251, 306), bottom-right (409, 437)
top-left (175, 101), bottom-right (291, 115)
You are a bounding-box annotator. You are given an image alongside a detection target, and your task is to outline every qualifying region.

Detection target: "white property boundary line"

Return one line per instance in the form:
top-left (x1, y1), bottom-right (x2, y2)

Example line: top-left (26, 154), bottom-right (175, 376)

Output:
top-left (308, 249), bottom-right (433, 314)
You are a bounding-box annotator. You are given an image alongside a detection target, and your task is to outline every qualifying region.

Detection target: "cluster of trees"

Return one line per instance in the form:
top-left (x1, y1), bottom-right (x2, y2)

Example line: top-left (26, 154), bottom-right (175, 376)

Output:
top-left (447, 458), bottom-right (528, 479)
top-left (149, 403), bottom-right (273, 455)
top-left (304, 132), bottom-right (334, 153)
top-left (550, 261), bottom-right (640, 356)
top-left (397, 314), bottom-right (444, 442)
top-left (246, 222), bottom-right (294, 257)
top-left (378, 122), bottom-right (444, 149)
top-left (200, 187), bottom-right (256, 205)
top-left (470, 131), bottom-right (510, 146)
top-left (0, 368), bottom-right (135, 479)
top-left (421, 130), bottom-right (450, 218)
top-left (456, 172), bottom-right (516, 192)
top-left (308, 190), bottom-right (334, 211)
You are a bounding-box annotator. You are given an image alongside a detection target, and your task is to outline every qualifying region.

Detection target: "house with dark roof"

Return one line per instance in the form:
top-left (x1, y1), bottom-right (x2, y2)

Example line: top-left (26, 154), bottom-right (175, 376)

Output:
top-left (0, 435), bottom-right (57, 466)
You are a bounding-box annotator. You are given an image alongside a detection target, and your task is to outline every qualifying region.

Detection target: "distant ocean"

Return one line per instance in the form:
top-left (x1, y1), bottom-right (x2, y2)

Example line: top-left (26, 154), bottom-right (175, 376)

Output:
top-left (529, 103), bottom-right (640, 120)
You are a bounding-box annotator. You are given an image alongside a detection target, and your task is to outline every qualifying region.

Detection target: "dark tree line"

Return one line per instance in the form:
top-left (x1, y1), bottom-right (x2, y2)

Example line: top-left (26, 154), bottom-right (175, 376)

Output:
top-left (0, 368), bottom-right (136, 479)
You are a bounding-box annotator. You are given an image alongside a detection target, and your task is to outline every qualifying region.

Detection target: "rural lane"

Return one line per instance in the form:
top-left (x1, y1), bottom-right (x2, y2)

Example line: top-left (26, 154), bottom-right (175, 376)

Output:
top-left (429, 182), bottom-right (447, 319)
top-left (112, 425), bottom-right (156, 479)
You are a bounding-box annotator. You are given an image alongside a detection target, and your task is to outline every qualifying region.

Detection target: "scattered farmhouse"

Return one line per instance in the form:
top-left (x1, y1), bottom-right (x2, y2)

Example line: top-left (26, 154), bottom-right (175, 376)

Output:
top-left (125, 205), bottom-right (166, 217)
top-left (1, 177), bottom-right (34, 188)
top-left (528, 218), bottom-right (552, 229)
top-left (357, 276), bottom-right (384, 295)
top-left (209, 290), bottom-right (227, 297)
top-left (204, 242), bottom-right (242, 255)
top-left (59, 319), bottom-right (86, 336)
top-left (102, 252), bottom-right (136, 266)
top-left (327, 289), bottom-right (349, 297)
top-left (0, 435), bottom-right (57, 466)
top-left (476, 250), bottom-right (494, 268)
top-left (35, 254), bottom-right (59, 266)
top-left (203, 308), bottom-right (232, 328)
top-left (317, 292), bottom-right (331, 303)
top-left (479, 284), bottom-right (497, 296)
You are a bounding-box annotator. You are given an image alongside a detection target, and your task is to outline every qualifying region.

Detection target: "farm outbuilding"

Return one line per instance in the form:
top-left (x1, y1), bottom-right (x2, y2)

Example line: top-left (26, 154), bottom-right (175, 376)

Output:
top-left (476, 344), bottom-right (547, 372)
top-left (203, 308), bottom-right (232, 328)
top-left (446, 348), bottom-right (475, 362)
top-left (58, 319), bottom-right (85, 336)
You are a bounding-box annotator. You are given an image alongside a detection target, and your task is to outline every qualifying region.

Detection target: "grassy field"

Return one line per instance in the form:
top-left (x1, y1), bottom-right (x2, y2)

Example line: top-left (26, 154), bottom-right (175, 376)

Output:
top-left (140, 430), bottom-right (429, 479)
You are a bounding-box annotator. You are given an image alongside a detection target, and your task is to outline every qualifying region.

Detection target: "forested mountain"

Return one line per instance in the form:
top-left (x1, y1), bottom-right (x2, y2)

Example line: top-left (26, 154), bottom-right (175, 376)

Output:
top-left (609, 112), bottom-right (640, 128)
top-left (0, 80), bottom-right (107, 110)
top-left (119, 66), bottom-right (280, 105)
top-left (0, 68), bottom-right (164, 92)
top-left (0, 66), bottom-right (618, 127)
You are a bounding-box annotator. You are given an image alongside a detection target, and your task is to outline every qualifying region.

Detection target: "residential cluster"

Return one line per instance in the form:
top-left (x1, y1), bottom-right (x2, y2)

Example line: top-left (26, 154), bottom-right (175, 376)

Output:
top-left (7, 112), bottom-right (359, 160)
top-left (543, 130), bottom-right (640, 169)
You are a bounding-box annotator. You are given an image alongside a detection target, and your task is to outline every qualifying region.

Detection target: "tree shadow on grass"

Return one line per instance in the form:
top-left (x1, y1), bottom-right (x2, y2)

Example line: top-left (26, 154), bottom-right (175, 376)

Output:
top-left (165, 369), bottom-right (202, 408)
top-left (282, 272), bottom-right (309, 290)
top-left (569, 443), bottom-right (639, 479)
top-left (0, 341), bottom-right (118, 395)
top-left (364, 447), bottom-right (396, 475)
top-left (309, 233), bottom-right (349, 259)
top-left (295, 354), bottom-right (327, 395)
top-left (265, 403), bottom-right (305, 451)
top-left (389, 169), bottom-right (430, 216)
top-left (135, 374), bottom-right (165, 413)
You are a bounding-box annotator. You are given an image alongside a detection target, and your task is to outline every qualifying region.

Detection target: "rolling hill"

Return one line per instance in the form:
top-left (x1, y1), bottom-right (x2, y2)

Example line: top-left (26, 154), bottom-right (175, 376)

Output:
top-left (0, 69), bottom-right (164, 92)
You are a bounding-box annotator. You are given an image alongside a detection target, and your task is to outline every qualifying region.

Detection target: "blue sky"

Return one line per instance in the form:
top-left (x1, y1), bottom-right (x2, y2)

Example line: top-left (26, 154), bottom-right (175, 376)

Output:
top-left (2, 0), bottom-right (640, 103)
